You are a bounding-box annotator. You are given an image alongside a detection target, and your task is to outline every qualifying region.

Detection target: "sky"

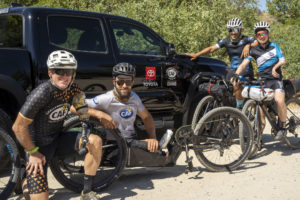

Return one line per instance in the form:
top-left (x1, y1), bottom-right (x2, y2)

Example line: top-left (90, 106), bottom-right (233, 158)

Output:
top-left (258, 0), bottom-right (268, 11)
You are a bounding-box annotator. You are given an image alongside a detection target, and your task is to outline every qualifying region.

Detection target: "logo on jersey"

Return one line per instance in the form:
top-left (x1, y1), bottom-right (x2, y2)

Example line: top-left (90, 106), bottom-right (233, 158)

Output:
top-left (146, 66), bottom-right (156, 80)
top-left (46, 103), bottom-right (69, 122)
top-left (238, 40), bottom-right (244, 46)
top-left (269, 52), bottom-right (274, 57)
top-left (120, 107), bottom-right (134, 119)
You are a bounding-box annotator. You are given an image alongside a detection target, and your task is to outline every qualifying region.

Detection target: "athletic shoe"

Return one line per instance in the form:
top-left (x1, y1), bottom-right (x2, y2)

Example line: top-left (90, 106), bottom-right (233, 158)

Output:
top-left (159, 129), bottom-right (174, 149)
top-left (80, 191), bottom-right (99, 200)
top-left (274, 129), bottom-right (286, 141)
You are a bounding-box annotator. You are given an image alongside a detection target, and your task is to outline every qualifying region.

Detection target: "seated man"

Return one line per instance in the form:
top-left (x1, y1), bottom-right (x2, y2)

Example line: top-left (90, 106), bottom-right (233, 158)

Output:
top-left (87, 62), bottom-right (173, 153)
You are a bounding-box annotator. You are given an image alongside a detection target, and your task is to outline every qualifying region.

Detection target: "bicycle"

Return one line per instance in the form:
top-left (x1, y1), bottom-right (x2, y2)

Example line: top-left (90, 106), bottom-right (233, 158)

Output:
top-left (239, 79), bottom-right (300, 159)
top-left (49, 106), bottom-right (254, 193)
top-left (191, 74), bottom-right (235, 131)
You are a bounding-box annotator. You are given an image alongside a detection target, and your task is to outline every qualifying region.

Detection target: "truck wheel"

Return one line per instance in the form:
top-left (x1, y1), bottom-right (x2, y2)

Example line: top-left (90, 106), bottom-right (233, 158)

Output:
top-left (0, 108), bottom-right (13, 169)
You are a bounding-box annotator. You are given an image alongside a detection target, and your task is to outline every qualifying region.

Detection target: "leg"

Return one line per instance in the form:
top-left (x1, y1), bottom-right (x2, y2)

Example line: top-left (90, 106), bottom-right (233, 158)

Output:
top-left (84, 134), bottom-right (102, 176)
top-left (274, 91), bottom-right (287, 124)
top-left (26, 167), bottom-right (49, 200)
top-left (259, 106), bottom-right (266, 133)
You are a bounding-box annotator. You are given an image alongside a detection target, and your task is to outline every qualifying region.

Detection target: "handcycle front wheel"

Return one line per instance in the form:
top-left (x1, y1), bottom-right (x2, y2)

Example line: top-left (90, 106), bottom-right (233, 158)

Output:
top-left (49, 116), bottom-right (127, 193)
top-left (284, 98), bottom-right (300, 149)
top-left (192, 107), bottom-right (254, 172)
top-left (0, 127), bottom-right (21, 200)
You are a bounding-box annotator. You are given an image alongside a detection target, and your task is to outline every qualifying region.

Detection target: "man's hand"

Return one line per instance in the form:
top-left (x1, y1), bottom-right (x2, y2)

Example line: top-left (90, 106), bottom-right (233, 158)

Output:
top-left (26, 151), bottom-right (46, 176)
top-left (144, 139), bottom-right (159, 152)
top-left (241, 44), bottom-right (250, 58)
top-left (98, 112), bottom-right (117, 129)
top-left (230, 73), bottom-right (240, 84)
top-left (185, 53), bottom-right (198, 61)
top-left (272, 67), bottom-right (280, 78)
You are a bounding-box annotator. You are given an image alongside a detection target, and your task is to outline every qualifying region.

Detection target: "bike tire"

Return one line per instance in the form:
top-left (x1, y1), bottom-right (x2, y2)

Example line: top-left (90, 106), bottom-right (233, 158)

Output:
top-left (0, 108), bottom-right (13, 169)
top-left (191, 95), bottom-right (215, 130)
top-left (241, 99), bottom-right (262, 159)
top-left (0, 127), bottom-right (21, 200)
top-left (49, 116), bottom-right (127, 193)
top-left (284, 98), bottom-right (300, 149)
top-left (193, 107), bottom-right (253, 172)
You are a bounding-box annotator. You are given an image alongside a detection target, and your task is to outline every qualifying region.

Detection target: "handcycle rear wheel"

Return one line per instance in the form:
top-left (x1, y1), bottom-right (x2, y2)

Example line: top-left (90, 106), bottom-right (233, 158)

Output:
top-left (192, 107), bottom-right (253, 172)
top-left (240, 99), bottom-right (262, 159)
top-left (0, 127), bottom-right (21, 200)
top-left (49, 116), bottom-right (127, 193)
top-left (284, 98), bottom-right (300, 149)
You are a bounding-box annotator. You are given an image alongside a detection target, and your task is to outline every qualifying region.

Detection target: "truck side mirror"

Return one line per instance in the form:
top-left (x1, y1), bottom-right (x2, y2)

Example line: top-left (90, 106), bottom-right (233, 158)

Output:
top-left (166, 43), bottom-right (176, 57)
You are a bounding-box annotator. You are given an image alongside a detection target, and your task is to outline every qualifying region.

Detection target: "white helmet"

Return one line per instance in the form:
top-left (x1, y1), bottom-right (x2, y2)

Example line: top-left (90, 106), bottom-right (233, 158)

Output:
top-left (254, 21), bottom-right (270, 33)
top-left (47, 50), bottom-right (77, 69)
top-left (227, 18), bottom-right (243, 28)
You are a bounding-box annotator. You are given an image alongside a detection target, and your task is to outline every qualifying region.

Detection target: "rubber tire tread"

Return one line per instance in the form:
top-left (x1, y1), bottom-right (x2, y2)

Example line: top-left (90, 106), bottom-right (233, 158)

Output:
top-left (49, 115), bottom-right (127, 193)
top-left (193, 107), bottom-right (253, 172)
top-left (284, 98), bottom-right (300, 149)
top-left (0, 127), bottom-right (20, 200)
top-left (191, 95), bottom-right (214, 130)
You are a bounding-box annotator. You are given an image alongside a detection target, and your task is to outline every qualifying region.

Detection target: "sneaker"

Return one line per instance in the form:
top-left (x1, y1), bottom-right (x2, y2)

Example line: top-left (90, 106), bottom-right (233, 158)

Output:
top-left (81, 191), bottom-right (99, 200)
top-left (274, 129), bottom-right (286, 141)
top-left (159, 129), bottom-right (174, 149)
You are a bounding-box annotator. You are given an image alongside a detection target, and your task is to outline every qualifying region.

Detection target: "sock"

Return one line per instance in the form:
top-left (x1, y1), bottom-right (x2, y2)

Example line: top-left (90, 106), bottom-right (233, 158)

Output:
top-left (236, 99), bottom-right (244, 108)
top-left (83, 174), bottom-right (94, 194)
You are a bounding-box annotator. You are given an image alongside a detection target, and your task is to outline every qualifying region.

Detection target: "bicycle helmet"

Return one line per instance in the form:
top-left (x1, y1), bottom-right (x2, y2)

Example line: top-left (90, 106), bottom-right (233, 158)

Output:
top-left (47, 50), bottom-right (77, 69)
top-left (112, 62), bottom-right (136, 78)
top-left (254, 21), bottom-right (270, 33)
top-left (227, 18), bottom-right (243, 28)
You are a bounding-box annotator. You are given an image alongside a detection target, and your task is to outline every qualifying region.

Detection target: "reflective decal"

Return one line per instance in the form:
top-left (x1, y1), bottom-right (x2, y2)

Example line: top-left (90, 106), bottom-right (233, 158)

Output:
top-left (167, 81), bottom-right (177, 86)
top-left (146, 66), bottom-right (156, 80)
top-left (143, 80), bottom-right (158, 87)
top-left (120, 107), bottom-right (134, 119)
top-left (166, 67), bottom-right (177, 80)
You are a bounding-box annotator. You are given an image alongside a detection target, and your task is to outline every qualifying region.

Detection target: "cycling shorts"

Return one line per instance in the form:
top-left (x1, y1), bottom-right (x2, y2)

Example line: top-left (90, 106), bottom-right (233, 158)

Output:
top-left (26, 131), bottom-right (81, 194)
top-left (265, 79), bottom-right (285, 93)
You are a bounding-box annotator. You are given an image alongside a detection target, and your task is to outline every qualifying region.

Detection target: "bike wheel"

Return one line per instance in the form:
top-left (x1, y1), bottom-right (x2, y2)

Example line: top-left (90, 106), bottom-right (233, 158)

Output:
top-left (49, 116), bottom-right (127, 193)
top-left (0, 127), bottom-right (21, 200)
top-left (284, 98), bottom-right (300, 149)
top-left (241, 99), bottom-right (262, 159)
top-left (191, 95), bottom-right (215, 130)
top-left (192, 107), bottom-right (253, 172)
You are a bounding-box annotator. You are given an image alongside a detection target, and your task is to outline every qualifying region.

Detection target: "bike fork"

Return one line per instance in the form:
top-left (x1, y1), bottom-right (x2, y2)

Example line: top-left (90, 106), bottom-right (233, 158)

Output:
top-left (183, 138), bottom-right (201, 174)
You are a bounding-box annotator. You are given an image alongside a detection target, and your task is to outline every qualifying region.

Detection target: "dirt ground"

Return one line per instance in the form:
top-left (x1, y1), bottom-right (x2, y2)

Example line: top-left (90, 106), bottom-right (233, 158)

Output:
top-left (7, 121), bottom-right (300, 200)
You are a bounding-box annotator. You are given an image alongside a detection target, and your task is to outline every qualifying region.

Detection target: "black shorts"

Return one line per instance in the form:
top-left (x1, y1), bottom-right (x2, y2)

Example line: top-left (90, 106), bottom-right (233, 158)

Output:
top-left (265, 79), bottom-right (285, 93)
top-left (26, 131), bottom-right (81, 194)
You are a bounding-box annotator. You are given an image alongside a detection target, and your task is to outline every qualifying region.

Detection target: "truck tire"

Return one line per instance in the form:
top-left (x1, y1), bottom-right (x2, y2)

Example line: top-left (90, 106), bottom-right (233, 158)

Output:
top-left (0, 108), bottom-right (13, 169)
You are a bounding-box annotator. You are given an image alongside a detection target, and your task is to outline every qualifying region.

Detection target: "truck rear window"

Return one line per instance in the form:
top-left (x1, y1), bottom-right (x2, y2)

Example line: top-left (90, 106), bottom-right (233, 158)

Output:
top-left (0, 15), bottom-right (23, 48)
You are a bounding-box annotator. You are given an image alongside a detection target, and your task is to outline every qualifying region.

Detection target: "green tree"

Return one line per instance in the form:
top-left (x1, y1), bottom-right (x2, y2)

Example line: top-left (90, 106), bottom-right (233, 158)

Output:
top-left (267, 0), bottom-right (300, 24)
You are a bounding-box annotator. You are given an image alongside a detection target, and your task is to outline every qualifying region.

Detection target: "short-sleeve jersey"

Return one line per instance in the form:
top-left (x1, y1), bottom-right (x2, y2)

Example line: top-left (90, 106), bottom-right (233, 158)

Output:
top-left (246, 42), bottom-right (285, 80)
top-left (20, 80), bottom-right (82, 146)
top-left (86, 90), bottom-right (145, 138)
top-left (216, 35), bottom-right (255, 77)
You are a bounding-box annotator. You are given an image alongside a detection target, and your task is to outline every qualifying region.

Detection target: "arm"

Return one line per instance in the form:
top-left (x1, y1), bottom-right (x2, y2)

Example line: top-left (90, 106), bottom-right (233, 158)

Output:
top-left (272, 60), bottom-right (286, 78)
top-left (241, 41), bottom-right (258, 58)
top-left (138, 108), bottom-right (158, 152)
top-left (235, 59), bottom-right (251, 75)
top-left (185, 45), bottom-right (219, 61)
top-left (12, 114), bottom-right (46, 175)
top-left (70, 105), bottom-right (117, 129)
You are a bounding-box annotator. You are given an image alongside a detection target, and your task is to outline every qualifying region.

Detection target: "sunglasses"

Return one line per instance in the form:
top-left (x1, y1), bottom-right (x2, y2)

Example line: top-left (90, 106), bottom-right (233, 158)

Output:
top-left (116, 80), bottom-right (133, 86)
top-left (54, 69), bottom-right (75, 76)
top-left (256, 32), bottom-right (268, 37)
top-left (228, 28), bottom-right (241, 33)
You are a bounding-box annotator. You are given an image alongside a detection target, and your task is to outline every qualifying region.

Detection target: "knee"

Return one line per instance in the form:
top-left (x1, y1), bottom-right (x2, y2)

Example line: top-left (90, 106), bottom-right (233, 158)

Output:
top-left (88, 134), bottom-right (102, 150)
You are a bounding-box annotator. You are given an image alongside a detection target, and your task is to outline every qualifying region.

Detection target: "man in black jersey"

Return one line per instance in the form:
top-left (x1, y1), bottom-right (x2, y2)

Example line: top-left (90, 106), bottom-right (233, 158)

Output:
top-left (12, 50), bottom-right (106, 200)
top-left (186, 18), bottom-right (257, 108)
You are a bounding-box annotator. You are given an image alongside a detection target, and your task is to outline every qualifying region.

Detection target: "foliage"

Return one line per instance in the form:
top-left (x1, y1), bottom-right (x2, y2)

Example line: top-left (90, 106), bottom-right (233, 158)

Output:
top-left (267, 0), bottom-right (300, 25)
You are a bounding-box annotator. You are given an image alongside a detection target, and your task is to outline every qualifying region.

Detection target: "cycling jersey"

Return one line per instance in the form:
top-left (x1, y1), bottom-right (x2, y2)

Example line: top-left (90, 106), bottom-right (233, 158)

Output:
top-left (20, 80), bottom-right (82, 146)
top-left (246, 42), bottom-right (285, 80)
top-left (217, 35), bottom-right (255, 77)
top-left (86, 90), bottom-right (145, 138)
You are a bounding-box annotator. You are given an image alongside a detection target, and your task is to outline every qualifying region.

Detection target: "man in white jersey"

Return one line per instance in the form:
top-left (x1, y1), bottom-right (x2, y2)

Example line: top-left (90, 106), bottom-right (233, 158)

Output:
top-left (87, 62), bottom-right (173, 153)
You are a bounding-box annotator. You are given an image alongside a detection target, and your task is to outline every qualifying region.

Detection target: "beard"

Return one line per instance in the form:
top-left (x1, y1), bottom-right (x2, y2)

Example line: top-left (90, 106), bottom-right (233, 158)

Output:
top-left (114, 87), bottom-right (131, 102)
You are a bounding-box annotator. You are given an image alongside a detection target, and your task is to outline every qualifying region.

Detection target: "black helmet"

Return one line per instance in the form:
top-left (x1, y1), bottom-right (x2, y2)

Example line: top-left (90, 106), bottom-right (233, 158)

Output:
top-left (112, 62), bottom-right (136, 78)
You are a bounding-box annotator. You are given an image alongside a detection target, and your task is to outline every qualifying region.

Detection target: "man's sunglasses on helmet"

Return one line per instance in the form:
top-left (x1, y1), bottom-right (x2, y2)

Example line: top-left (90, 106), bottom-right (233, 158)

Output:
top-left (116, 80), bottom-right (133, 86)
top-left (228, 28), bottom-right (241, 33)
top-left (54, 69), bottom-right (75, 76)
top-left (256, 32), bottom-right (268, 37)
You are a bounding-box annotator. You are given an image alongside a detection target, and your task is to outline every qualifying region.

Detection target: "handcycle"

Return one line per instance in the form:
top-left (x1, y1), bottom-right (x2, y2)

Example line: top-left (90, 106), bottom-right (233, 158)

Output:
top-left (48, 107), bottom-right (254, 193)
top-left (239, 78), bottom-right (300, 159)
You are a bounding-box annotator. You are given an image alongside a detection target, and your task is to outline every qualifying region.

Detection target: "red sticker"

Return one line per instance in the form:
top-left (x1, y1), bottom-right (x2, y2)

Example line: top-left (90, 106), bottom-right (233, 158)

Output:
top-left (146, 66), bottom-right (156, 80)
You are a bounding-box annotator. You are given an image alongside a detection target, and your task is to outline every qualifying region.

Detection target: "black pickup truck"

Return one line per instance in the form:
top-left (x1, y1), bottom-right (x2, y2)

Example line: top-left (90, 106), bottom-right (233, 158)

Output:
top-left (0, 4), bottom-right (228, 136)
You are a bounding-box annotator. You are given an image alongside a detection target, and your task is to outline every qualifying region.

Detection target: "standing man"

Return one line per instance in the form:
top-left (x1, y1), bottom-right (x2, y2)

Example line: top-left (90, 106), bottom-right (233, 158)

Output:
top-left (186, 18), bottom-right (257, 108)
top-left (235, 21), bottom-right (287, 140)
top-left (12, 50), bottom-right (104, 200)
top-left (87, 62), bottom-right (173, 153)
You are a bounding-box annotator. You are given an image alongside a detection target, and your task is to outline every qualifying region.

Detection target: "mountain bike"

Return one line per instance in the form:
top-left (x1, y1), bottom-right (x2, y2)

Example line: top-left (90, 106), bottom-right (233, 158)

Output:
top-left (49, 107), bottom-right (254, 193)
top-left (239, 79), bottom-right (300, 159)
